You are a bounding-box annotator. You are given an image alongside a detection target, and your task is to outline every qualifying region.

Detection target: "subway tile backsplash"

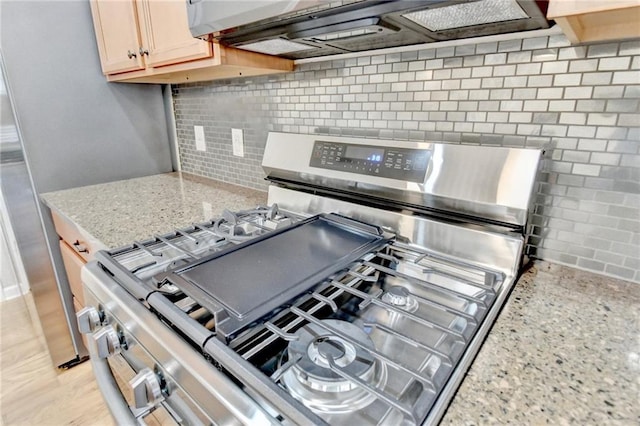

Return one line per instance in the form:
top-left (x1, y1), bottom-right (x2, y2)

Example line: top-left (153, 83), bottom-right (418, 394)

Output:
top-left (172, 34), bottom-right (640, 283)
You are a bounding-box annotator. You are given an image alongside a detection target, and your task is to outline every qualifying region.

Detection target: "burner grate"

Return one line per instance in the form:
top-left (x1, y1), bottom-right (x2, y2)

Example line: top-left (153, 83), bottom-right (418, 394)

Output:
top-left (95, 204), bottom-right (506, 425)
top-left (232, 241), bottom-right (504, 425)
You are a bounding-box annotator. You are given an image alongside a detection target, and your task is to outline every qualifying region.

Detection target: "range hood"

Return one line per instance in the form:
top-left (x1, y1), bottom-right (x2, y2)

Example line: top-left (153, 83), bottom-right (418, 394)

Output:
top-left (187, 0), bottom-right (551, 60)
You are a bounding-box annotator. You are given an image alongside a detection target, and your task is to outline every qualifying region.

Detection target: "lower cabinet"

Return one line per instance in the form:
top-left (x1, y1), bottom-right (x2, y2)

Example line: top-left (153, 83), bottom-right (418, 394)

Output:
top-left (50, 209), bottom-right (100, 319)
top-left (59, 240), bottom-right (86, 307)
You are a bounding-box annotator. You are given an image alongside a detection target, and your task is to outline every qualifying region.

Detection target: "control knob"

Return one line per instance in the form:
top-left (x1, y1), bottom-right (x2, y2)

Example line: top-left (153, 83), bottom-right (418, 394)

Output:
top-left (130, 368), bottom-right (163, 409)
top-left (92, 326), bottom-right (121, 359)
top-left (76, 306), bottom-right (102, 334)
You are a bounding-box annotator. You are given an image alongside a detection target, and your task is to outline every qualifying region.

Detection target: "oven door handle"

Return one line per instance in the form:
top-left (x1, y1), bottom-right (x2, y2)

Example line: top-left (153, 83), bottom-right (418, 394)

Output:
top-left (87, 336), bottom-right (139, 425)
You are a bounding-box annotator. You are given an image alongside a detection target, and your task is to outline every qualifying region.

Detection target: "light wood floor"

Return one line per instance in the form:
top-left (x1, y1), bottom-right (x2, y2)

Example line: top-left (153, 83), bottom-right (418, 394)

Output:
top-left (0, 293), bottom-right (113, 425)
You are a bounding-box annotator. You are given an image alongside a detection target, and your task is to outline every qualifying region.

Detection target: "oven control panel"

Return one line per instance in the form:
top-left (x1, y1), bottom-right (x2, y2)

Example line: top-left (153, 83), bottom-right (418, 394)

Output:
top-left (309, 141), bottom-right (430, 183)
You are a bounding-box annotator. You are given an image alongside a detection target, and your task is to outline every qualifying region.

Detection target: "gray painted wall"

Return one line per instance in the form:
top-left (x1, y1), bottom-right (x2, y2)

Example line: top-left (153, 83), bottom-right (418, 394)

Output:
top-left (0, 1), bottom-right (172, 193)
top-left (172, 33), bottom-right (640, 283)
top-left (0, 0), bottom-right (174, 360)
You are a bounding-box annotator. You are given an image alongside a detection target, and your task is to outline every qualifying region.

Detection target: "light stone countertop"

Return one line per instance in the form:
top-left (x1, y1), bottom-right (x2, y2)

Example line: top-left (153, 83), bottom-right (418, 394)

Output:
top-left (41, 172), bottom-right (639, 424)
top-left (441, 261), bottom-right (639, 425)
top-left (41, 172), bottom-right (267, 249)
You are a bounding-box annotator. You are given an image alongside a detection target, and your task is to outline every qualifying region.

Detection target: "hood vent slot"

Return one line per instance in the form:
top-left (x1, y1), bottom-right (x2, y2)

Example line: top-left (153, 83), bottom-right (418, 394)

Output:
top-left (403, 0), bottom-right (529, 31)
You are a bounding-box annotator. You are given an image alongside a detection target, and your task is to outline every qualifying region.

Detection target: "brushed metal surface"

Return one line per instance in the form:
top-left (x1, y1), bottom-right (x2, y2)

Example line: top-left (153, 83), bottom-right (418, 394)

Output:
top-left (267, 186), bottom-right (523, 280)
top-left (188, 0), bottom-right (323, 36)
top-left (0, 52), bottom-right (79, 367)
top-left (267, 185), bottom-right (524, 424)
top-left (82, 262), bottom-right (279, 425)
top-left (262, 132), bottom-right (541, 227)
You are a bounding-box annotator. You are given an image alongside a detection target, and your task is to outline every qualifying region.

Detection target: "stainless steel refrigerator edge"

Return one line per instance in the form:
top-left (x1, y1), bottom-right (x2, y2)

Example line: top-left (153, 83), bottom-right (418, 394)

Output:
top-left (0, 1), bottom-right (173, 368)
top-left (0, 53), bottom-right (79, 366)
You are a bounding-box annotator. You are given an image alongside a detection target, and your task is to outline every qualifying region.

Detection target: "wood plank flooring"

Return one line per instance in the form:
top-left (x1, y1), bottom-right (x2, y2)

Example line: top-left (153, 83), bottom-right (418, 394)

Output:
top-left (0, 294), bottom-right (113, 425)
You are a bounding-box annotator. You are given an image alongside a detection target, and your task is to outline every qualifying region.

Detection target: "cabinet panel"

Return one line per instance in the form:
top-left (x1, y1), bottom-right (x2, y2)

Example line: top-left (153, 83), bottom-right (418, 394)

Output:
top-left (90, 0), bottom-right (145, 74)
top-left (50, 210), bottom-right (96, 262)
top-left (548, 0), bottom-right (640, 43)
top-left (136, 0), bottom-right (212, 68)
top-left (59, 240), bottom-right (86, 307)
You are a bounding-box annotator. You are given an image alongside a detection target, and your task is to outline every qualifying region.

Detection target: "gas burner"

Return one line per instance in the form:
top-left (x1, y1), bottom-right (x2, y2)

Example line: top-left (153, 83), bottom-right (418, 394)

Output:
top-left (281, 320), bottom-right (387, 413)
top-left (382, 285), bottom-right (419, 312)
top-left (213, 204), bottom-right (293, 242)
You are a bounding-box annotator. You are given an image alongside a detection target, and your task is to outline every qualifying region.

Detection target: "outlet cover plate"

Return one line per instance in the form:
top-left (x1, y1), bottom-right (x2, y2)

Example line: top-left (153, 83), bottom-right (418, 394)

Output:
top-left (232, 128), bottom-right (244, 157)
top-left (194, 125), bottom-right (206, 152)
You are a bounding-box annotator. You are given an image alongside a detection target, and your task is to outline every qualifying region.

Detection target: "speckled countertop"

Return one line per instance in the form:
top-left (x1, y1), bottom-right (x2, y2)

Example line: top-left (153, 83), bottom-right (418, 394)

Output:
top-left (442, 261), bottom-right (639, 425)
top-left (41, 173), bottom-right (639, 424)
top-left (41, 172), bottom-right (267, 249)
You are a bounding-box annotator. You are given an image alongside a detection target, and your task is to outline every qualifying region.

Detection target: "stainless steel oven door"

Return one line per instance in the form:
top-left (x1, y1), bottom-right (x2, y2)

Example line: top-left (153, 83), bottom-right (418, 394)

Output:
top-left (79, 261), bottom-right (279, 426)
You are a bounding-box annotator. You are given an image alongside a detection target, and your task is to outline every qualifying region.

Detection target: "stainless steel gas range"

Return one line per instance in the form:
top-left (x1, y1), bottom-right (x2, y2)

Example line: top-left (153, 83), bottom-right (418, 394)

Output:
top-left (79, 132), bottom-right (541, 425)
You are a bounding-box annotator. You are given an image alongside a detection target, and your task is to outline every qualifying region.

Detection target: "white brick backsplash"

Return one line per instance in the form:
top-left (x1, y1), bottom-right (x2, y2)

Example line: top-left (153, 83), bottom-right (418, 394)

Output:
top-left (588, 43), bottom-right (619, 58)
top-left (527, 75), bottom-right (553, 87)
top-left (500, 100), bottom-right (523, 111)
top-left (606, 99), bottom-right (639, 112)
top-left (510, 112), bottom-right (533, 123)
top-left (538, 87), bottom-right (564, 99)
top-left (576, 99), bottom-right (606, 112)
top-left (569, 59), bottom-right (598, 73)
top-left (548, 100), bottom-right (576, 111)
top-left (523, 100), bottom-right (548, 111)
top-left (582, 72), bottom-right (613, 85)
top-left (173, 35), bottom-right (640, 283)
top-left (599, 57), bottom-right (632, 71)
top-left (484, 53), bottom-right (506, 65)
top-left (433, 69), bottom-right (452, 80)
top-left (587, 113), bottom-right (617, 126)
top-left (516, 63), bottom-right (542, 75)
top-left (560, 112), bottom-right (587, 125)
top-left (577, 139), bottom-right (607, 151)
top-left (559, 46), bottom-right (587, 60)
top-left (568, 125), bottom-right (596, 138)
top-left (618, 113), bottom-right (640, 126)
top-left (531, 48), bottom-right (558, 62)
top-left (554, 74), bottom-right (582, 86)
top-left (468, 89), bottom-right (490, 100)
top-left (541, 124), bottom-right (567, 137)
top-left (593, 86), bottom-right (624, 98)
top-left (523, 37), bottom-right (548, 50)
top-left (612, 70), bottom-right (640, 84)
top-left (591, 152), bottom-right (621, 165)
top-left (504, 76), bottom-right (528, 87)
top-left (564, 86), bottom-right (593, 99)
top-left (508, 51), bottom-right (532, 63)
top-left (542, 61), bottom-right (569, 74)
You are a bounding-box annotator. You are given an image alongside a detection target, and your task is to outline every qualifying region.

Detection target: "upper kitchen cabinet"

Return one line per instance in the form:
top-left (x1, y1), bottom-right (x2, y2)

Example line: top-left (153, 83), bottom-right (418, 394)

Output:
top-left (90, 0), bottom-right (145, 74)
top-left (548, 0), bottom-right (640, 43)
top-left (134, 0), bottom-right (212, 68)
top-left (89, 0), bottom-right (293, 84)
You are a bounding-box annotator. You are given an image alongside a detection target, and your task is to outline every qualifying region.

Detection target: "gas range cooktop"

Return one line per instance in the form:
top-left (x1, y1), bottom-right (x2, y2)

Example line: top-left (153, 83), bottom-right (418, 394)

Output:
top-left (79, 132), bottom-right (540, 425)
top-left (84, 202), bottom-right (507, 425)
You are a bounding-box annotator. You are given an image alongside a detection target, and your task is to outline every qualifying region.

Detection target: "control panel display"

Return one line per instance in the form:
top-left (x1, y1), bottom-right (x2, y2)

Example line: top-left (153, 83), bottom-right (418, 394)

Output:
top-left (345, 146), bottom-right (384, 162)
top-left (309, 141), bottom-right (430, 183)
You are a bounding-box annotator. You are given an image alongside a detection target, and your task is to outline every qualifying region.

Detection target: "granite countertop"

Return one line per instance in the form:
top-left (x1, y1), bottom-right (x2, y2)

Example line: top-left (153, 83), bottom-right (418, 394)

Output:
top-left (41, 173), bottom-right (639, 424)
top-left (41, 172), bottom-right (267, 249)
top-left (442, 261), bottom-right (639, 425)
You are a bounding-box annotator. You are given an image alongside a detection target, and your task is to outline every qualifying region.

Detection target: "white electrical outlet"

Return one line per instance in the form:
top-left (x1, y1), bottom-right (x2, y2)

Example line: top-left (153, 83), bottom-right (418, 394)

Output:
top-left (231, 128), bottom-right (244, 157)
top-left (194, 125), bottom-right (206, 151)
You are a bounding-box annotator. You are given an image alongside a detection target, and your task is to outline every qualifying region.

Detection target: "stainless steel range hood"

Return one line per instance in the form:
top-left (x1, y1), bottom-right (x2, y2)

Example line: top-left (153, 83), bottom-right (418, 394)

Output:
top-left (187, 0), bottom-right (550, 60)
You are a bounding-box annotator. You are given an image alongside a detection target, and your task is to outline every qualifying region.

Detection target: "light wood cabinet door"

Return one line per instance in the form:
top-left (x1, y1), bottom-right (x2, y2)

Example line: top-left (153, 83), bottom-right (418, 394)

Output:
top-left (136, 0), bottom-right (212, 68)
top-left (59, 240), bottom-right (86, 307)
top-left (90, 0), bottom-right (145, 74)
